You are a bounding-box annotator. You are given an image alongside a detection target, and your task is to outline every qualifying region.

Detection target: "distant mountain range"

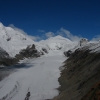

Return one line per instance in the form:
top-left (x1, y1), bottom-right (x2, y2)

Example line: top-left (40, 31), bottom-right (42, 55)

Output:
top-left (0, 22), bottom-right (77, 60)
top-left (1, 22), bottom-right (100, 100)
top-left (0, 22), bottom-right (100, 66)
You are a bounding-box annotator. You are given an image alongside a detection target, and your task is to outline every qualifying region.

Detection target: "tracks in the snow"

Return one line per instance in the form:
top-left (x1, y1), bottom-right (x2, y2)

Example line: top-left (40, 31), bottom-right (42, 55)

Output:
top-left (0, 81), bottom-right (20, 100)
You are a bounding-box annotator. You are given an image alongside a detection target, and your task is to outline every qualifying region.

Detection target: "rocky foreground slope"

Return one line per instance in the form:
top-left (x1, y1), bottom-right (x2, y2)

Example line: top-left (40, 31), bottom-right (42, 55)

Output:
top-left (52, 41), bottom-right (100, 100)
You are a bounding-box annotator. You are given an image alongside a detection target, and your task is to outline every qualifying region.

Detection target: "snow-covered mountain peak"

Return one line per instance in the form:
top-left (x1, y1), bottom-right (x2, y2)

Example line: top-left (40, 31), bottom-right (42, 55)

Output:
top-left (48, 35), bottom-right (66, 40)
top-left (79, 38), bottom-right (89, 46)
top-left (0, 22), bottom-right (35, 57)
top-left (45, 35), bottom-right (72, 43)
top-left (38, 35), bottom-right (77, 52)
top-left (0, 22), bottom-right (79, 57)
top-left (40, 35), bottom-right (72, 43)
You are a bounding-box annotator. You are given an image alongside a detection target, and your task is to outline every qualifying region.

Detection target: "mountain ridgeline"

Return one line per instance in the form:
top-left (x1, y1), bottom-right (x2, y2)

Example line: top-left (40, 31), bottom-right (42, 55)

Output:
top-left (0, 22), bottom-right (100, 100)
top-left (52, 40), bottom-right (100, 100)
top-left (0, 22), bottom-right (77, 66)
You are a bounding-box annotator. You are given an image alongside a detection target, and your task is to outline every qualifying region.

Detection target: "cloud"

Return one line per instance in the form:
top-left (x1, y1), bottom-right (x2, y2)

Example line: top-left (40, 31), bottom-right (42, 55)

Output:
top-left (9, 24), bottom-right (41, 41)
top-left (9, 24), bottom-right (82, 41)
top-left (45, 32), bottom-right (55, 38)
top-left (92, 35), bottom-right (100, 41)
top-left (38, 28), bottom-right (82, 41)
top-left (38, 29), bottom-right (45, 33)
top-left (9, 24), bottom-right (27, 35)
top-left (29, 36), bottom-right (41, 41)
top-left (57, 28), bottom-right (82, 41)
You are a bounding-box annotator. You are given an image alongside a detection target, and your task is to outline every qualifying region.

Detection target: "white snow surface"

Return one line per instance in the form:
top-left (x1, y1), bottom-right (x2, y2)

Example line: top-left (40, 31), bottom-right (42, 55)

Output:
top-left (1, 21), bottom-right (100, 100)
top-left (0, 22), bottom-right (35, 57)
top-left (69, 40), bottom-right (100, 54)
top-left (1, 22), bottom-right (100, 100)
top-left (38, 35), bottom-right (77, 52)
top-left (0, 51), bottom-right (66, 100)
top-left (0, 22), bottom-right (77, 57)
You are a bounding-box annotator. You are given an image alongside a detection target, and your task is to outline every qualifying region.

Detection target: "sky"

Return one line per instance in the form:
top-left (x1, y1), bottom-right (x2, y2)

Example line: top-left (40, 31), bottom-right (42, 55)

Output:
top-left (0, 0), bottom-right (100, 41)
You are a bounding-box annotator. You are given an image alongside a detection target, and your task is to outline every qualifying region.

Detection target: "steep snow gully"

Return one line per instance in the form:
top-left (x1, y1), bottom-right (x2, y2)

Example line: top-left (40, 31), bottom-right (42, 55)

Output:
top-left (0, 51), bottom-right (66, 100)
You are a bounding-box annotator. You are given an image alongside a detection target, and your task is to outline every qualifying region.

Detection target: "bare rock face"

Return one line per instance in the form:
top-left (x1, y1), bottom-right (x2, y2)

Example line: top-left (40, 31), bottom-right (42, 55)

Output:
top-left (15, 44), bottom-right (41, 60)
top-left (52, 49), bottom-right (100, 100)
top-left (63, 38), bottom-right (89, 57)
top-left (0, 43), bottom-right (49, 66)
top-left (79, 38), bottom-right (89, 46)
top-left (0, 47), bottom-right (9, 59)
top-left (0, 47), bottom-right (16, 66)
top-left (64, 50), bottom-right (72, 57)
top-left (42, 48), bottom-right (48, 53)
top-left (81, 81), bottom-right (100, 100)
top-left (0, 44), bottom-right (41, 66)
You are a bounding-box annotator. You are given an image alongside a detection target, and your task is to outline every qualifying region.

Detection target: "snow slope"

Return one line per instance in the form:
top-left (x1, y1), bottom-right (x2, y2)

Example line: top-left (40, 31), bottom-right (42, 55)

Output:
top-left (38, 35), bottom-right (77, 52)
top-left (1, 23), bottom-right (100, 100)
top-left (0, 22), bottom-right (35, 57)
top-left (1, 39), bottom-right (100, 100)
top-left (0, 23), bottom-right (77, 57)
top-left (64, 38), bottom-right (100, 56)
top-left (0, 51), bottom-right (66, 100)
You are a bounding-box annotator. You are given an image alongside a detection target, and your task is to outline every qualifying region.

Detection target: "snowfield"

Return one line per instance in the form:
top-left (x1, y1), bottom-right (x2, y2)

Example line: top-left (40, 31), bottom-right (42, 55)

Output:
top-left (1, 22), bottom-right (100, 100)
top-left (0, 51), bottom-right (66, 100)
top-left (0, 22), bottom-right (35, 57)
top-left (0, 22), bottom-right (77, 100)
top-left (0, 22), bottom-right (77, 57)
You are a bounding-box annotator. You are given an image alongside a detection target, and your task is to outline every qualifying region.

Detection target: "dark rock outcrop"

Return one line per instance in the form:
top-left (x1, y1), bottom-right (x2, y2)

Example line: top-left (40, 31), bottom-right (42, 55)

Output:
top-left (81, 81), bottom-right (100, 100)
top-left (52, 49), bottom-right (100, 100)
top-left (64, 50), bottom-right (72, 57)
top-left (79, 38), bottom-right (89, 46)
top-left (42, 48), bottom-right (48, 53)
top-left (15, 44), bottom-right (40, 60)
top-left (0, 47), bottom-right (9, 59)
top-left (0, 44), bottom-right (43, 66)
top-left (0, 57), bottom-right (18, 66)
top-left (0, 47), bottom-right (18, 66)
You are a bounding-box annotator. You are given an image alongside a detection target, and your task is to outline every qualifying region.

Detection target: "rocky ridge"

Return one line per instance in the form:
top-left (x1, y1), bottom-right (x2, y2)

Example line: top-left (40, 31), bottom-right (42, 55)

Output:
top-left (52, 40), bottom-right (100, 100)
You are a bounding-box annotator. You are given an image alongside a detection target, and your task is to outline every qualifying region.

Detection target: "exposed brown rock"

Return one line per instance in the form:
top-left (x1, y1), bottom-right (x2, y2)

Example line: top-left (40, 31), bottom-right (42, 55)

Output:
top-left (51, 49), bottom-right (100, 100)
top-left (81, 81), bottom-right (100, 100)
